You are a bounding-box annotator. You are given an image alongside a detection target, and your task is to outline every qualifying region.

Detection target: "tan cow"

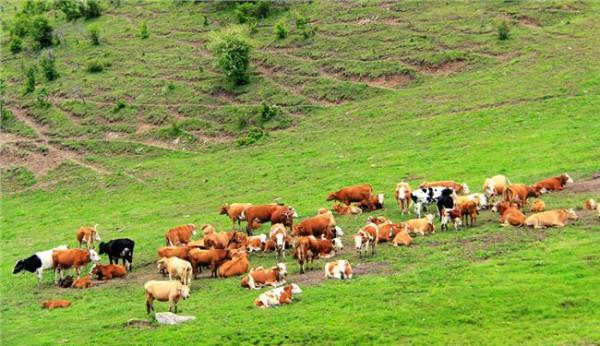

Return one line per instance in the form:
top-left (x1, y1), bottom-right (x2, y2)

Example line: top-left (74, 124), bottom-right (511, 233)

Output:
top-left (525, 209), bottom-right (578, 229)
top-left (482, 175), bottom-right (510, 203)
top-left (583, 199), bottom-right (597, 210)
top-left (76, 224), bottom-right (101, 249)
top-left (404, 214), bottom-right (435, 236)
top-left (144, 280), bottom-right (190, 314)
top-left (219, 250), bottom-right (249, 278)
top-left (395, 182), bottom-right (411, 214)
top-left (530, 199), bottom-right (546, 212)
top-left (240, 263), bottom-right (288, 289)
top-left (492, 201), bottom-right (526, 227)
top-left (157, 257), bottom-right (192, 286)
top-left (392, 230), bottom-right (413, 247)
top-left (41, 300), bottom-right (71, 309)
top-left (331, 204), bottom-right (363, 215)
top-left (324, 260), bottom-right (353, 280)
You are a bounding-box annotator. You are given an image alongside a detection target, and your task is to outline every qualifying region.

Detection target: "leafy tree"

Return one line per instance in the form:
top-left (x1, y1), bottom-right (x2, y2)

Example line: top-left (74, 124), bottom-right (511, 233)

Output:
top-left (23, 66), bottom-right (37, 95)
top-left (139, 20), bottom-right (149, 39)
top-left (10, 37), bottom-right (23, 53)
top-left (84, 0), bottom-right (102, 19)
top-left (39, 51), bottom-right (59, 81)
top-left (56, 0), bottom-right (83, 21)
top-left (208, 26), bottom-right (253, 85)
top-left (29, 15), bottom-right (54, 48)
top-left (274, 20), bottom-right (288, 39)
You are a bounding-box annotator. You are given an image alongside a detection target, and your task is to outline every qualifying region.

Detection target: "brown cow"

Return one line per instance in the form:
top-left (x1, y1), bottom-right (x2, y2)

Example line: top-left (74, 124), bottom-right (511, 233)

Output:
top-left (76, 224), bottom-right (101, 249)
top-left (294, 236), bottom-right (322, 274)
top-left (354, 224), bottom-right (378, 258)
top-left (188, 248), bottom-right (230, 278)
top-left (165, 224), bottom-right (196, 247)
top-left (395, 182), bottom-right (412, 214)
top-left (354, 194), bottom-right (385, 211)
top-left (492, 201), bottom-right (526, 227)
top-left (52, 249), bottom-right (101, 283)
top-left (263, 239), bottom-right (276, 253)
top-left (458, 200), bottom-right (478, 227)
top-left (534, 173), bottom-right (573, 192)
top-left (41, 300), bottom-right (71, 309)
top-left (71, 275), bottom-right (92, 288)
top-left (420, 181), bottom-right (470, 194)
top-left (503, 184), bottom-right (543, 209)
top-left (243, 205), bottom-right (297, 235)
top-left (91, 264), bottom-right (127, 280)
top-left (240, 263), bottom-right (288, 289)
top-left (392, 230), bottom-right (413, 247)
top-left (525, 209), bottom-right (578, 229)
top-left (269, 223), bottom-right (289, 259)
top-left (326, 184), bottom-right (374, 208)
top-left (219, 203), bottom-right (252, 228)
top-left (293, 212), bottom-right (337, 238)
top-left (219, 251), bottom-right (249, 278)
top-left (203, 229), bottom-right (246, 249)
top-left (441, 208), bottom-right (463, 231)
top-left (531, 199), bottom-right (545, 212)
top-left (157, 246), bottom-right (193, 262)
top-left (331, 204), bottom-right (363, 215)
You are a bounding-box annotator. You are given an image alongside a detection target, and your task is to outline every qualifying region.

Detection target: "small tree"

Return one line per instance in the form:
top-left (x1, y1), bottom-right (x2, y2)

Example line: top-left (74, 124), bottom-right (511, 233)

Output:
top-left (56, 0), bottom-right (83, 21)
top-left (208, 26), bottom-right (253, 85)
top-left (84, 0), bottom-right (102, 19)
top-left (29, 15), bottom-right (54, 48)
top-left (274, 20), bottom-right (288, 39)
top-left (36, 87), bottom-right (50, 108)
top-left (10, 36), bottom-right (23, 53)
top-left (39, 51), bottom-right (59, 81)
top-left (88, 24), bottom-right (100, 45)
top-left (23, 66), bottom-right (36, 95)
top-left (139, 20), bottom-right (149, 39)
top-left (498, 20), bottom-right (510, 40)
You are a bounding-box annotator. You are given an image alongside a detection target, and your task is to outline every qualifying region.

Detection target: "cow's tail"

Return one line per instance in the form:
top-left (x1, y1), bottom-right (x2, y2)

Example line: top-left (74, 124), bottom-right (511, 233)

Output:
top-left (502, 187), bottom-right (511, 202)
top-left (166, 236), bottom-right (173, 247)
top-left (94, 224), bottom-right (98, 232)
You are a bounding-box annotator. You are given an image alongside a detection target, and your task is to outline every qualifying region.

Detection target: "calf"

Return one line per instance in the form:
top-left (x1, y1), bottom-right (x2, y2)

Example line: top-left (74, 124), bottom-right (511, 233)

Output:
top-left (583, 199), bottom-right (597, 211)
top-left (354, 194), bottom-right (385, 211)
top-left (13, 245), bottom-right (68, 288)
top-left (326, 184), bottom-right (374, 207)
top-left (71, 275), bottom-right (92, 289)
top-left (41, 300), bottom-right (71, 309)
top-left (219, 251), bottom-right (249, 278)
top-left (241, 263), bottom-right (288, 289)
top-left (165, 224), bottom-right (196, 247)
top-left (492, 201), bottom-right (526, 227)
top-left (188, 248), bottom-right (230, 278)
top-left (354, 224), bottom-right (378, 258)
top-left (219, 203), bottom-right (252, 228)
top-left (420, 180), bottom-right (469, 194)
top-left (254, 284), bottom-right (302, 309)
top-left (294, 236), bottom-right (321, 274)
top-left (91, 263), bottom-right (127, 280)
top-left (263, 239), bottom-right (276, 253)
top-left (324, 260), bottom-right (353, 280)
top-left (392, 230), bottom-right (413, 247)
top-left (76, 224), bottom-right (101, 249)
top-left (441, 208), bottom-right (463, 231)
top-left (457, 193), bottom-right (488, 210)
top-left (53, 248), bottom-right (101, 283)
top-left (270, 223), bottom-right (288, 260)
top-left (144, 280), bottom-right (190, 314)
top-left (242, 205), bottom-right (297, 235)
top-left (531, 199), bottom-right (545, 212)
top-left (404, 214), bottom-right (435, 236)
top-left (98, 238), bottom-right (135, 270)
top-left (525, 209), bottom-right (578, 229)
top-left (503, 184), bottom-right (543, 209)
top-left (458, 200), bottom-right (478, 227)
top-left (534, 173), bottom-right (573, 192)
top-left (482, 175), bottom-right (510, 204)
top-left (157, 257), bottom-right (192, 285)
top-left (395, 182), bottom-right (411, 214)
top-left (331, 204), bottom-right (363, 215)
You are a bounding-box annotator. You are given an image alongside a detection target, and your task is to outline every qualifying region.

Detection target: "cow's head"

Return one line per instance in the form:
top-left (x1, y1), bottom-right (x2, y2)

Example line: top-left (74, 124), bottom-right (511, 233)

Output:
top-left (180, 285), bottom-right (191, 299)
top-left (334, 225), bottom-right (344, 237)
top-left (88, 249), bottom-right (101, 262)
top-left (377, 194), bottom-right (384, 204)
top-left (462, 183), bottom-right (470, 194)
top-left (290, 283), bottom-right (303, 294)
top-left (90, 263), bottom-right (100, 275)
top-left (219, 204), bottom-right (229, 215)
top-left (276, 263), bottom-right (288, 278)
top-left (563, 173), bottom-right (574, 184)
top-left (326, 192), bottom-right (336, 201)
top-left (483, 179), bottom-right (496, 198)
top-left (98, 242), bottom-right (108, 255)
top-left (13, 260), bottom-right (25, 274)
top-left (565, 208), bottom-right (578, 220)
top-left (188, 224), bottom-right (197, 236)
top-left (157, 257), bottom-right (168, 274)
top-left (332, 237), bottom-right (344, 251)
top-left (425, 214), bottom-right (435, 224)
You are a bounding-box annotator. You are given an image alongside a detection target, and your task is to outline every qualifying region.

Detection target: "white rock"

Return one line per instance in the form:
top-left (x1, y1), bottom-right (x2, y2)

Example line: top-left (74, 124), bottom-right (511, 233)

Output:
top-left (155, 312), bottom-right (196, 325)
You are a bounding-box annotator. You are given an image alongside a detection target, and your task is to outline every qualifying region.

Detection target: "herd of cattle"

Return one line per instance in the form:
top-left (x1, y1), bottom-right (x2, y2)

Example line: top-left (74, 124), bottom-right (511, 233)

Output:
top-left (13, 173), bottom-right (600, 313)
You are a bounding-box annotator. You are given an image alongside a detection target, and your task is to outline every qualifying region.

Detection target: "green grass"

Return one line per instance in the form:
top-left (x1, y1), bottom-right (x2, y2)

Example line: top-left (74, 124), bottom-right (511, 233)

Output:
top-left (1, 1), bottom-right (600, 345)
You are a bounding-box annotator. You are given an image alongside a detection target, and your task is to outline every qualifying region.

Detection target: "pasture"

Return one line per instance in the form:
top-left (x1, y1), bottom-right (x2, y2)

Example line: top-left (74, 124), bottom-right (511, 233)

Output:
top-left (1, 1), bottom-right (600, 345)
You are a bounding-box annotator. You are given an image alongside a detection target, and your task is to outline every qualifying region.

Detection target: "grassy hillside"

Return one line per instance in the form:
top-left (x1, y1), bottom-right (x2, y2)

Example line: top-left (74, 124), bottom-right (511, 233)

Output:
top-left (1, 1), bottom-right (600, 345)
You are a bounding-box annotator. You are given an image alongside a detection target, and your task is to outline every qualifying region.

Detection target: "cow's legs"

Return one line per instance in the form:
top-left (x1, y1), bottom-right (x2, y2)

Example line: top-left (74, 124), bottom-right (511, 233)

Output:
top-left (37, 268), bottom-right (43, 289)
top-left (75, 266), bottom-right (81, 279)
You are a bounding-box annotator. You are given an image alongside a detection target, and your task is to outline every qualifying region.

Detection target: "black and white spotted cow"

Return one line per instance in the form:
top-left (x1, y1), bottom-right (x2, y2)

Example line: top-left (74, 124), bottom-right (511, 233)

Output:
top-left (410, 187), bottom-right (457, 218)
top-left (98, 238), bottom-right (135, 270)
top-left (13, 245), bottom-right (69, 288)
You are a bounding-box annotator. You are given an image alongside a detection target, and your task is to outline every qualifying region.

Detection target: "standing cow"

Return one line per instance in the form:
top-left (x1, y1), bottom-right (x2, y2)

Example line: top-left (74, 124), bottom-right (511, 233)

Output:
top-left (326, 184), bottom-right (374, 209)
top-left (98, 238), bottom-right (135, 270)
top-left (13, 245), bottom-right (69, 288)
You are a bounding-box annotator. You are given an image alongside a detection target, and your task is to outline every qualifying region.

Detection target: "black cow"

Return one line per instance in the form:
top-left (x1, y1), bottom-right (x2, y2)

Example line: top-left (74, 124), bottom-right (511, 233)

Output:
top-left (411, 187), bottom-right (456, 218)
top-left (98, 239), bottom-right (135, 270)
top-left (436, 188), bottom-right (456, 218)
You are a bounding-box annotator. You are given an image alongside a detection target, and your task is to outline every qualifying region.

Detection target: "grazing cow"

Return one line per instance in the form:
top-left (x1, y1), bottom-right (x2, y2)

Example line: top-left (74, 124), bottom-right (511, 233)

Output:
top-left (242, 205), bottom-right (297, 235)
top-left (219, 251), bottom-right (250, 278)
top-left (354, 224), bottom-right (378, 258)
top-left (293, 211), bottom-right (338, 239)
top-left (525, 209), bottom-right (578, 229)
top-left (482, 175), bottom-right (511, 203)
top-left (13, 245), bottom-right (68, 288)
top-left (188, 248), bottom-right (230, 278)
top-left (219, 203), bottom-right (252, 228)
top-left (410, 187), bottom-right (456, 218)
top-left (241, 263), bottom-right (288, 289)
top-left (246, 234), bottom-right (267, 252)
top-left (91, 263), bottom-right (127, 280)
top-left (144, 280), bottom-right (190, 314)
top-left (41, 300), bottom-right (71, 309)
top-left (457, 193), bottom-right (489, 210)
top-left (157, 257), bottom-right (192, 285)
top-left (492, 201), bottom-right (526, 227)
top-left (503, 184), bottom-right (543, 209)
top-left (534, 173), bottom-right (573, 192)
top-left (294, 236), bottom-right (321, 274)
top-left (165, 224), bottom-right (196, 247)
top-left (326, 184), bottom-right (374, 208)
top-left (254, 284), bottom-right (302, 309)
top-left (531, 199), bottom-right (546, 212)
top-left (404, 214), bottom-right (435, 236)
top-left (324, 260), bottom-right (353, 280)
top-left (71, 275), bottom-right (92, 289)
top-left (76, 224), bottom-right (101, 249)
top-left (392, 230), bottom-right (413, 247)
top-left (395, 182), bottom-right (412, 214)
top-left (441, 208), bottom-right (463, 231)
top-left (420, 181), bottom-right (470, 194)
top-left (98, 238), bottom-right (135, 271)
top-left (354, 194), bottom-right (385, 211)
top-left (157, 246), bottom-right (192, 262)
top-left (331, 204), bottom-right (363, 215)
top-left (583, 199), bottom-right (597, 210)
top-left (52, 249), bottom-right (101, 283)
top-left (270, 223), bottom-right (288, 260)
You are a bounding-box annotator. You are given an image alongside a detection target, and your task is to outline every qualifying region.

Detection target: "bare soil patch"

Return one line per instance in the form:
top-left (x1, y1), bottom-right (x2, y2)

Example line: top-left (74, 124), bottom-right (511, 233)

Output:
top-left (517, 15), bottom-right (541, 29)
top-left (417, 60), bottom-right (467, 75)
top-left (0, 144), bottom-right (65, 178)
top-left (349, 74), bottom-right (412, 88)
top-left (289, 261), bottom-right (392, 286)
top-left (565, 174), bottom-right (600, 194)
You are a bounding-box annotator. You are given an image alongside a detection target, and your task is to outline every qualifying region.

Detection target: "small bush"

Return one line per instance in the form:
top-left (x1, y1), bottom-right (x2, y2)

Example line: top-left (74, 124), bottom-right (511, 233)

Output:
top-left (256, 102), bottom-right (278, 127)
top-left (36, 87), bottom-right (50, 108)
top-left (295, 13), bottom-right (308, 29)
top-left (139, 20), bottom-right (149, 39)
top-left (10, 36), bottom-right (23, 53)
top-left (11, 16), bottom-right (31, 37)
top-left (254, 1), bottom-right (270, 19)
top-left (208, 26), bottom-right (253, 85)
top-left (168, 121), bottom-right (183, 137)
top-left (236, 114), bottom-right (249, 130)
top-left (39, 51), bottom-right (59, 81)
top-left (161, 82), bottom-right (175, 95)
top-left (84, 0), bottom-right (102, 19)
top-left (112, 99), bottom-right (126, 112)
top-left (86, 58), bottom-right (109, 73)
top-left (301, 25), bottom-right (316, 39)
top-left (203, 15), bottom-right (209, 26)
top-left (56, 0), bottom-right (83, 21)
top-left (237, 127), bottom-right (267, 146)
top-left (88, 24), bottom-right (100, 45)
top-left (498, 20), bottom-right (510, 40)
top-left (235, 3), bottom-right (254, 24)
top-left (23, 66), bottom-right (36, 95)
top-left (29, 15), bottom-right (54, 48)
top-left (274, 20), bottom-right (288, 39)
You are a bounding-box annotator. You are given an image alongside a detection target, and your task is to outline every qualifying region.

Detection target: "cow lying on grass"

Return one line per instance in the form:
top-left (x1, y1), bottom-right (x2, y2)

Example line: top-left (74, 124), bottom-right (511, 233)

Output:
top-left (324, 260), bottom-right (353, 280)
top-left (254, 284), bottom-right (302, 309)
top-left (240, 263), bottom-right (288, 290)
top-left (41, 300), bottom-right (71, 309)
top-left (91, 264), bottom-right (127, 281)
top-left (525, 209), bottom-right (578, 229)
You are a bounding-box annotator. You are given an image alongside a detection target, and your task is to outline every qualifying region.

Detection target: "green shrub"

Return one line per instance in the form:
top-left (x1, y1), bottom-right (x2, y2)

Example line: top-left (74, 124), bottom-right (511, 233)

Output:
top-left (203, 15), bottom-right (209, 26)
top-left (208, 26), bottom-right (253, 85)
top-left (498, 20), bottom-right (510, 40)
top-left (36, 87), bottom-right (50, 108)
top-left (237, 127), bottom-right (267, 146)
top-left (112, 99), bottom-right (126, 112)
top-left (23, 66), bottom-right (36, 95)
top-left (236, 113), bottom-right (249, 130)
top-left (295, 13), bottom-right (308, 29)
top-left (301, 25), bottom-right (316, 39)
top-left (56, 0), bottom-right (83, 21)
top-left (84, 0), bottom-right (102, 19)
top-left (29, 15), bottom-right (54, 48)
top-left (235, 3), bottom-right (254, 24)
top-left (11, 16), bottom-right (31, 37)
top-left (254, 1), bottom-right (270, 19)
top-left (10, 36), bottom-right (23, 53)
top-left (274, 20), bottom-right (288, 39)
top-left (139, 20), bottom-right (149, 39)
top-left (86, 59), bottom-right (109, 73)
top-left (39, 52), bottom-right (59, 81)
top-left (256, 102), bottom-right (278, 127)
top-left (88, 24), bottom-right (100, 45)
top-left (22, 0), bottom-right (49, 14)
